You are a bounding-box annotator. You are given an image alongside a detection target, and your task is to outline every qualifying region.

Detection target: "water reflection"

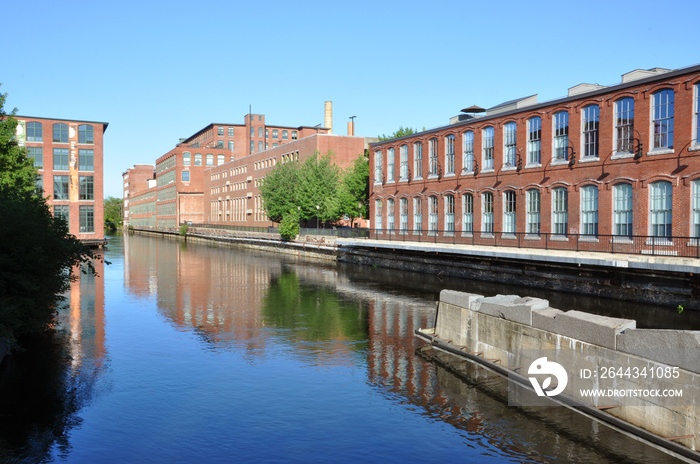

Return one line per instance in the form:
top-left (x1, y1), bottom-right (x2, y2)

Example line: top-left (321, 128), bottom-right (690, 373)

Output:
top-left (0, 258), bottom-right (105, 463)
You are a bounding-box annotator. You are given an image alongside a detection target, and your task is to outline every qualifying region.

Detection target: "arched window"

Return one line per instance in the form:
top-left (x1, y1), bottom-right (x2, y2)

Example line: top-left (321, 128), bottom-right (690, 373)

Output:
top-left (78, 124), bottom-right (94, 144)
top-left (374, 151), bottom-right (382, 183)
top-left (580, 185), bottom-right (599, 236)
top-left (462, 194), bottom-right (473, 233)
top-left (53, 123), bottom-right (68, 143)
top-left (650, 181), bottom-right (672, 237)
top-left (400, 198), bottom-right (408, 232)
top-left (652, 89), bottom-right (674, 150)
top-left (503, 190), bottom-right (516, 234)
top-left (374, 200), bottom-right (383, 231)
top-left (482, 127), bottom-right (494, 170)
top-left (503, 122), bottom-right (517, 167)
top-left (387, 198), bottom-right (395, 233)
top-left (526, 189), bottom-right (540, 235)
top-left (463, 131), bottom-right (474, 172)
top-left (413, 197), bottom-right (422, 233)
top-left (614, 98), bottom-right (634, 153)
top-left (582, 105), bottom-right (599, 158)
top-left (27, 121), bottom-right (42, 142)
top-left (400, 145), bottom-right (408, 180)
top-left (527, 117), bottom-right (541, 165)
top-left (613, 183), bottom-right (633, 237)
top-left (552, 187), bottom-right (568, 235)
top-left (445, 194), bottom-right (455, 232)
top-left (428, 195), bottom-right (438, 232)
top-left (413, 142), bottom-right (423, 179)
top-left (445, 135), bottom-right (455, 174)
top-left (553, 111), bottom-right (569, 161)
top-left (482, 192), bottom-right (493, 233)
top-left (428, 138), bottom-right (438, 176)
top-left (387, 147), bottom-right (395, 182)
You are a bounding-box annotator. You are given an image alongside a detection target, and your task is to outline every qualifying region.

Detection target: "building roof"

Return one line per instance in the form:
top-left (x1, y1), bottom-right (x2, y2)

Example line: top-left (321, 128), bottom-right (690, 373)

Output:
top-left (14, 115), bottom-right (109, 132)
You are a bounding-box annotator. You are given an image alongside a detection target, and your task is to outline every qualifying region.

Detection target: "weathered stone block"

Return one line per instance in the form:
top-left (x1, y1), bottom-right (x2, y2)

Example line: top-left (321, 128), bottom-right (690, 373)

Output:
top-left (617, 329), bottom-right (700, 374)
top-left (543, 310), bottom-right (635, 349)
top-left (439, 289), bottom-right (482, 310)
top-left (532, 307), bottom-right (565, 332)
top-left (472, 294), bottom-right (549, 326)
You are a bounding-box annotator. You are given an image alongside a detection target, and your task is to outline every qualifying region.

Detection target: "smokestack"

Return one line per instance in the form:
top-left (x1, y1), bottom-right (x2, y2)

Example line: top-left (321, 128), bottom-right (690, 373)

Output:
top-left (347, 121), bottom-right (354, 136)
top-left (324, 101), bottom-right (333, 134)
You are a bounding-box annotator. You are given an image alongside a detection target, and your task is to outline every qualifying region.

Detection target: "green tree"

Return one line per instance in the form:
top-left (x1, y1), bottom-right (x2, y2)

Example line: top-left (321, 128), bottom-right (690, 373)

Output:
top-left (296, 152), bottom-right (342, 226)
top-left (0, 87), bottom-right (38, 193)
top-left (278, 208), bottom-right (300, 240)
top-left (104, 196), bottom-right (123, 230)
top-left (0, 87), bottom-right (98, 347)
top-left (339, 153), bottom-right (369, 227)
top-left (377, 126), bottom-right (417, 141)
top-left (259, 160), bottom-right (300, 223)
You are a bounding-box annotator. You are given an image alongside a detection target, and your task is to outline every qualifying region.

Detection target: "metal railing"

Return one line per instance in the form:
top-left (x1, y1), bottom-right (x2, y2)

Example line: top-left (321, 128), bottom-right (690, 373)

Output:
top-left (366, 228), bottom-right (700, 259)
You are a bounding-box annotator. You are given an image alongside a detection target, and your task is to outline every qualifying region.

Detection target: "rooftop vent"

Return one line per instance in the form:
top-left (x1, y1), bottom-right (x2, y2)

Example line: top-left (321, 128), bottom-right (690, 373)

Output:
top-left (621, 68), bottom-right (671, 84)
top-left (486, 95), bottom-right (538, 117)
top-left (568, 83), bottom-right (607, 97)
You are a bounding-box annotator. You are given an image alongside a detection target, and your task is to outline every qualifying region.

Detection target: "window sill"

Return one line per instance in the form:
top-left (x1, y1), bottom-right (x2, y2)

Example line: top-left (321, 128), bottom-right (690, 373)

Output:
top-left (461, 170), bottom-right (474, 175)
top-left (550, 159), bottom-right (569, 166)
top-left (481, 169), bottom-right (494, 174)
top-left (578, 156), bottom-right (599, 164)
top-left (645, 238), bottom-right (673, 246)
top-left (647, 148), bottom-right (674, 156)
top-left (579, 235), bottom-right (599, 243)
top-left (461, 232), bottom-right (473, 237)
top-left (399, 178), bottom-right (408, 183)
top-left (414, 176), bottom-right (423, 181)
top-left (611, 237), bottom-right (633, 244)
top-left (550, 235), bottom-right (568, 242)
top-left (502, 166), bottom-right (517, 172)
top-left (427, 174), bottom-right (439, 180)
top-left (443, 232), bottom-right (454, 237)
top-left (386, 180), bottom-right (395, 184)
top-left (443, 173), bottom-right (455, 178)
top-left (480, 233), bottom-right (494, 239)
top-left (612, 151), bottom-right (634, 160)
top-left (427, 231), bottom-right (438, 236)
top-left (524, 234), bottom-right (540, 240)
top-left (501, 233), bottom-right (517, 239)
top-left (412, 231), bottom-right (423, 236)
top-left (689, 144), bottom-right (700, 152)
top-left (525, 163), bottom-right (541, 169)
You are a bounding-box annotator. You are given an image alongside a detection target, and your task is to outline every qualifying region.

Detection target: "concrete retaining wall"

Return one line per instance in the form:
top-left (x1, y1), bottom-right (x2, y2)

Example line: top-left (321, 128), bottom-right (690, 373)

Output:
top-left (433, 290), bottom-right (700, 451)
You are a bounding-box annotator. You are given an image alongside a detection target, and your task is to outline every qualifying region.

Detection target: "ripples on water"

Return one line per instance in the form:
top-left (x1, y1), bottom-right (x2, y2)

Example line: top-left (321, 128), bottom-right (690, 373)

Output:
top-left (0, 233), bottom-right (688, 463)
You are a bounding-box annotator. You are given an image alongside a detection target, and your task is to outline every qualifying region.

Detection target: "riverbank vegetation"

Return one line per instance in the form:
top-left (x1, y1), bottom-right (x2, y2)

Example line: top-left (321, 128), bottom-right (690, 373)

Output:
top-left (260, 151), bottom-right (369, 239)
top-left (0, 87), bottom-right (98, 349)
top-left (104, 196), bottom-right (123, 230)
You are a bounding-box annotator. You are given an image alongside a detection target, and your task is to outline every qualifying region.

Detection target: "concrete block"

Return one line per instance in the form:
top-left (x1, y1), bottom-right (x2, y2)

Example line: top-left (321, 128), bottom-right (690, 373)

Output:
top-left (532, 307), bottom-right (565, 332)
top-left (439, 289), bottom-right (483, 310)
top-left (472, 294), bottom-right (549, 326)
top-left (617, 329), bottom-right (700, 374)
top-left (542, 310), bottom-right (635, 350)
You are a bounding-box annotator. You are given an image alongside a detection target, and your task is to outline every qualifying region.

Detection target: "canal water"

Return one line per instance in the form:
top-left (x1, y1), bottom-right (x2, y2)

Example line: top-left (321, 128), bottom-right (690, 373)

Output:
top-left (0, 233), bottom-right (688, 463)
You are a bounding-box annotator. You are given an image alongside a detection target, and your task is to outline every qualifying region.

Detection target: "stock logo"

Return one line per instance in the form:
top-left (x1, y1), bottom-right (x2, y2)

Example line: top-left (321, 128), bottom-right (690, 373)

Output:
top-left (528, 357), bottom-right (568, 397)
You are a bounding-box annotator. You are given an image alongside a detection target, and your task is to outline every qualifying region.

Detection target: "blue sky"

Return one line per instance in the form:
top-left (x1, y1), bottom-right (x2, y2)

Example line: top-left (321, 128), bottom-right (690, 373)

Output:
top-left (2, 0), bottom-right (698, 198)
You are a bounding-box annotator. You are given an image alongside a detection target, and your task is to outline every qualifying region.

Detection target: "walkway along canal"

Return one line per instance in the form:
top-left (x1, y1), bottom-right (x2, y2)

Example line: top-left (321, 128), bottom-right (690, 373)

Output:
top-left (0, 232), bottom-right (692, 463)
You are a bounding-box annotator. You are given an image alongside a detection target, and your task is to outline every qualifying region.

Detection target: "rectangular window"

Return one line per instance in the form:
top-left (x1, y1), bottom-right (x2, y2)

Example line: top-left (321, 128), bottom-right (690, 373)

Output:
top-left (228, 127), bottom-right (234, 137)
top-left (414, 142), bottom-right (423, 179)
top-left (445, 135), bottom-right (455, 174)
top-left (53, 123), bottom-right (68, 143)
top-left (652, 90), bottom-right (674, 150)
top-left (374, 151), bottom-right (382, 182)
top-left (79, 205), bottom-right (94, 233)
top-left (35, 174), bottom-right (43, 194)
top-left (258, 127), bottom-right (263, 138)
top-left (183, 152), bottom-right (191, 166)
top-left (217, 154), bottom-right (225, 165)
top-left (650, 181), bottom-right (672, 237)
top-left (526, 190), bottom-right (540, 235)
top-left (78, 124), bottom-right (94, 144)
top-left (413, 198), bottom-right (422, 233)
top-left (552, 188), bottom-right (568, 235)
top-left (693, 180), bottom-right (700, 237)
top-left (428, 196), bottom-right (438, 233)
top-left (503, 191), bottom-right (516, 234)
top-left (273, 129), bottom-right (278, 138)
top-left (387, 148), bottom-right (395, 182)
top-left (228, 141), bottom-right (234, 151)
top-left (615, 98), bottom-right (635, 153)
top-left (527, 118), bottom-right (541, 165)
top-left (79, 176), bottom-right (94, 200)
top-left (613, 183), bottom-right (633, 237)
top-left (282, 130), bottom-right (288, 139)
top-left (53, 205), bottom-right (69, 225)
top-left (258, 141), bottom-right (263, 152)
top-left (53, 148), bottom-right (69, 170)
top-left (463, 131), bottom-right (474, 172)
top-left (195, 153), bottom-right (202, 166)
top-left (206, 154), bottom-right (214, 166)
top-left (387, 199), bottom-right (395, 233)
top-left (504, 123), bottom-right (517, 167)
top-left (400, 198), bottom-right (408, 233)
top-left (400, 145), bottom-right (408, 180)
top-left (582, 105), bottom-right (599, 158)
top-left (482, 192), bottom-right (493, 233)
top-left (375, 200), bottom-right (383, 231)
top-left (292, 130), bottom-right (298, 140)
top-left (53, 175), bottom-right (69, 200)
top-left (250, 127), bottom-right (255, 138)
top-left (27, 146), bottom-right (43, 168)
top-left (429, 138), bottom-right (438, 176)
top-left (250, 141), bottom-right (255, 153)
top-left (553, 112), bottom-right (569, 161)
top-left (182, 170), bottom-right (190, 182)
top-left (218, 126), bottom-right (224, 136)
top-left (580, 185), bottom-right (599, 236)
top-left (78, 149), bottom-right (94, 171)
top-left (696, 84), bottom-right (700, 145)
top-left (482, 127), bottom-right (494, 170)
top-left (445, 195), bottom-right (455, 232)
top-left (462, 194), bottom-right (473, 233)
top-left (27, 121), bottom-right (42, 142)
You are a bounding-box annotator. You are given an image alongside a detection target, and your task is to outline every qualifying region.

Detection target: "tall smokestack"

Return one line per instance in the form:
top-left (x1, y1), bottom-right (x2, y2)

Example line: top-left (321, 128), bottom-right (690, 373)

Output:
top-left (324, 101), bottom-right (333, 134)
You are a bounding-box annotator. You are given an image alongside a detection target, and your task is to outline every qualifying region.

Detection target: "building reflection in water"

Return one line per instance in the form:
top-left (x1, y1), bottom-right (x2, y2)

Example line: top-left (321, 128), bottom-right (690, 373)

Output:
top-left (121, 235), bottom-right (679, 464)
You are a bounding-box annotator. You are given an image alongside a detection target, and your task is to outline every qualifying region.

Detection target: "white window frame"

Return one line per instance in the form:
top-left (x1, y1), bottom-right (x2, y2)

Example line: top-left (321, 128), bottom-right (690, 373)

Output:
top-left (582, 105), bottom-right (599, 159)
top-left (400, 198), bottom-right (408, 233)
top-left (651, 89), bottom-right (674, 151)
top-left (552, 187), bottom-right (568, 235)
top-left (462, 194), bottom-right (473, 234)
top-left (693, 180), bottom-right (700, 237)
top-left (614, 98), bottom-right (635, 155)
top-left (526, 189), bottom-right (540, 235)
top-left (463, 131), bottom-right (474, 173)
top-left (482, 127), bottom-right (494, 171)
top-left (503, 122), bottom-right (517, 168)
top-left (387, 147), bottom-right (395, 183)
top-left (413, 142), bottom-right (423, 179)
top-left (613, 183), bottom-right (633, 237)
top-left (428, 196), bottom-right (438, 233)
top-left (374, 199), bottom-right (383, 232)
top-left (374, 151), bottom-right (382, 183)
top-left (413, 197), bottom-right (422, 233)
top-left (445, 135), bottom-right (455, 174)
top-left (650, 181), bottom-right (672, 237)
top-left (580, 185), bottom-right (599, 236)
top-left (482, 192), bottom-right (493, 234)
top-left (553, 111), bottom-right (569, 162)
top-left (387, 198), bottom-right (395, 233)
top-left (428, 138), bottom-right (438, 176)
top-left (503, 190), bottom-right (516, 234)
top-left (445, 195), bottom-right (455, 233)
top-left (400, 145), bottom-right (408, 180)
top-left (527, 117), bottom-right (541, 165)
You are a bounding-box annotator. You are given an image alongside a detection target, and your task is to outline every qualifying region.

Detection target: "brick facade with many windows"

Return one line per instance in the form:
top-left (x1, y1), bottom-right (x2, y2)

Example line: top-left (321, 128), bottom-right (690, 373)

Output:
top-left (370, 64), bottom-right (700, 255)
top-left (16, 116), bottom-right (107, 242)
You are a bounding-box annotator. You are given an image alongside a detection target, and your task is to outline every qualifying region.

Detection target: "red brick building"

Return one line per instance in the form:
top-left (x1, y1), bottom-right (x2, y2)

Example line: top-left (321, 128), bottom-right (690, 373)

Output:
top-left (369, 64), bottom-right (700, 255)
top-left (122, 164), bottom-right (154, 227)
top-left (16, 116), bottom-right (107, 243)
top-left (204, 133), bottom-right (369, 227)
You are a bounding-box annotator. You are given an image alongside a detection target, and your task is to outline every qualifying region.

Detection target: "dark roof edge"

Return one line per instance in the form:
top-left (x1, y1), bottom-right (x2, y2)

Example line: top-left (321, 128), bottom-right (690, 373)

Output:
top-left (14, 115), bottom-right (109, 132)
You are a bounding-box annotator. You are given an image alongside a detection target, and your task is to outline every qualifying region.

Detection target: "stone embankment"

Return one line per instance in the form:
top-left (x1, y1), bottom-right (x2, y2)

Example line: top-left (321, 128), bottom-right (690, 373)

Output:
top-left (419, 290), bottom-right (700, 458)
